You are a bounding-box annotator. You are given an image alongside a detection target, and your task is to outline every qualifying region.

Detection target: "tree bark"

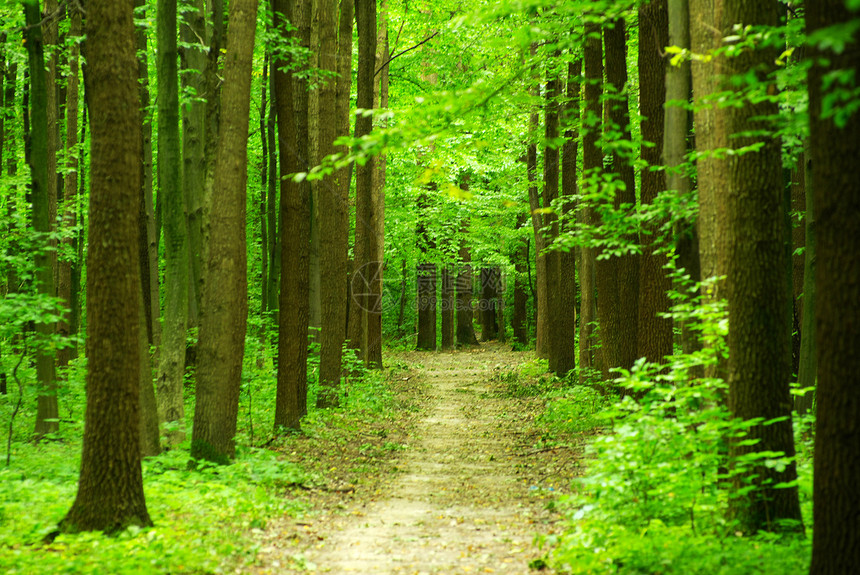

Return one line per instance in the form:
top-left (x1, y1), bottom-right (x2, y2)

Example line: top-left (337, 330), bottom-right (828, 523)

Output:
top-left (416, 188), bottom-right (437, 350)
top-left (23, 0), bottom-right (58, 437)
top-left (316, 0), bottom-right (352, 407)
top-left (579, 21), bottom-right (602, 383)
top-left (637, 0), bottom-right (673, 366)
top-left (479, 267), bottom-right (498, 341)
top-left (543, 66), bottom-right (562, 369)
top-left (456, 191), bottom-right (479, 347)
top-left (690, 0), bottom-right (729, 381)
top-left (60, 0), bottom-right (151, 532)
top-left (274, 0), bottom-right (311, 431)
top-left (181, 0), bottom-right (208, 327)
top-left (665, 0), bottom-right (701, 361)
top-left (512, 214), bottom-right (529, 347)
top-left (552, 60), bottom-right (580, 377)
top-left (596, 17), bottom-right (639, 379)
top-left (366, 4), bottom-right (388, 369)
top-left (808, 2), bottom-right (860, 570)
top-left (191, 0), bottom-right (257, 463)
top-left (440, 266), bottom-right (455, 349)
top-left (156, 0), bottom-right (188, 447)
top-left (723, 0), bottom-right (802, 534)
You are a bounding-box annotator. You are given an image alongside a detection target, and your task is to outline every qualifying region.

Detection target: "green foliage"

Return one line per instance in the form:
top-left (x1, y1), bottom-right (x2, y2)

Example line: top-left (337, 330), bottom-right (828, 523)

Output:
top-left (0, 443), bottom-right (306, 574)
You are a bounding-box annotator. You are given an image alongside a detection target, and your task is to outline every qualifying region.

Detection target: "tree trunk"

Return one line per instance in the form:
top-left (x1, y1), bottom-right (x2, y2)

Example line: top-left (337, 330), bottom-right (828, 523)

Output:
top-left (723, 0), bottom-right (802, 534)
top-left (456, 204), bottom-right (479, 346)
top-left (553, 60), bottom-right (580, 377)
top-left (579, 20), bottom-right (602, 383)
top-left (23, 0), bottom-right (59, 437)
top-left (180, 0), bottom-right (207, 328)
top-left (156, 0), bottom-right (188, 447)
top-left (274, 0), bottom-right (311, 432)
top-left (596, 17), bottom-right (639, 379)
top-left (57, 3), bottom-right (83, 371)
top-left (316, 0), bottom-right (351, 407)
top-left (440, 266), bottom-right (455, 350)
top-left (366, 4), bottom-right (388, 369)
top-left (347, 0), bottom-right (377, 361)
top-left (525, 52), bottom-right (547, 358)
top-left (60, 0), bottom-right (151, 532)
top-left (665, 0), bottom-right (701, 361)
top-left (795, 145), bottom-right (815, 415)
top-left (191, 0), bottom-right (257, 463)
top-left (808, 2), bottom-right (860, 570)
top-left (637, 0), bottom-right (673, 365)
top-left (512, 214), bottom-right (529, 347)
top-left (543, 66), bottom-right (562, 369)
top-left (479, 267), bottom-right (498, 341)
top-left (416, 189), bottom-right (437, 351)
top-left (690, 0), bottom-right (729, 381)
top-left (266, 65), bottom-right (280, 325)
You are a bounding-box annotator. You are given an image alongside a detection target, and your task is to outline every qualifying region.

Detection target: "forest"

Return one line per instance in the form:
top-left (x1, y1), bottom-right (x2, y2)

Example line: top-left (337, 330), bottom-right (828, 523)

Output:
top-left (0, 0), bottom-right (858, 572)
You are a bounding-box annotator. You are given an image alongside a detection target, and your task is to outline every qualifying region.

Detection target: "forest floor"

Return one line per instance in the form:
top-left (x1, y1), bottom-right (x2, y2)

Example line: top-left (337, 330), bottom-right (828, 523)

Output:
top-left (242, 342), bottom-right (586, 574)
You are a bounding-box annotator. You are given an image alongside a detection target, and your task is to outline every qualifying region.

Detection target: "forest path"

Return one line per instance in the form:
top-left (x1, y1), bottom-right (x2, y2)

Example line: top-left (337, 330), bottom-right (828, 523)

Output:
top-left (252, 342), bottom-right (577, 574)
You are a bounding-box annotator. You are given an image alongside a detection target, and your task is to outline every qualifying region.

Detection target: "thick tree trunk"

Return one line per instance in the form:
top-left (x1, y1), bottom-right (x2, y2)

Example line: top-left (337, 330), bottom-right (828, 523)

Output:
top-left (61, 0), bottom-right (151, 532)
top-left (723, 0), bottom-right (802, 534)
top-left (596, 17), bottom-right (639, 379)
top-left (23, 0), bottom-right (58, 437)
top-left (266, 67), bottom-right (280, 325)
top-left (579, 21), bottom-right (602, 383)
top-left (637, 0), bottom-right (673, 365)
top-left (308, 1), bottom-right (322, 343)
top-left (347, 0), bottom-right (377, 361)
top-left (808, 2), bottom-right (860, 571)
top-left (156, 0), bottom-right (188, 446)
top-left (690, 0), bottom-right (729, 381)
top-left (316, 0), bottom-right (352, 407)
top-left (191, 0), bottom-right (257, 463)
top-left (274, 0), bottom-right (311, 431)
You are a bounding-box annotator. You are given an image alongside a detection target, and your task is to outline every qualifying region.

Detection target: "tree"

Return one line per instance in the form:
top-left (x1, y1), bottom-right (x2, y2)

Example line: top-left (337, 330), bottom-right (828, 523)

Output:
top-left (456, 179), bottom-right (479, 347)
top-left (348, 0), bottom-right (378, 360)
top-left (416, 188), bottom-right (437, 350)
top-left (274, 0), bottom-right (311, 431)
top-left (60, 0), bottom-right (151, 532)
top-left (191, 0), bottom-right (257, 463)
top-left (723, 0), bottom-right (802, 533)
top-left (156, 0), bottom-right (188, 447)
top-left (23, 0), bottom-right (58, 437)
top-left (595, 15), bottom-right (639, 378)
top-left (808, 1), bottom-right (860, 571)
top-left (578, 19), bottom-right (602, 383)
top-left (543, 65), bottom-right (562, 367)
top-left (550, 59), bottom-right (580, 377)
top-left (316, 0), bottom-right (352, 407)
top-left (637, 0), bottom-right (673, 365)
top-left (180, 0), bottom-right (209, 326)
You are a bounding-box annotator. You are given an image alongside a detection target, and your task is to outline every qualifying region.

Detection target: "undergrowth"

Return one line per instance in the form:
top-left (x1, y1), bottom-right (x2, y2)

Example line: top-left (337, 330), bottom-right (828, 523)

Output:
top-left (0, 335), bottom-right (406, 574)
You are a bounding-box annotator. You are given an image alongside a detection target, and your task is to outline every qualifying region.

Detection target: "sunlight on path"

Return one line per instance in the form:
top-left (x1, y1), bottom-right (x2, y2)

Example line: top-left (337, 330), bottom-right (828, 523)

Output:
top-left (304, 344), bottom-right (550, 574)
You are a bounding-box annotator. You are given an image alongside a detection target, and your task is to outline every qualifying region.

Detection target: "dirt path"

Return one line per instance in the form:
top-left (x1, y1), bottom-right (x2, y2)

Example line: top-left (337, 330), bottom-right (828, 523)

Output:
top-left (252, 343), bottom-right (578, 574)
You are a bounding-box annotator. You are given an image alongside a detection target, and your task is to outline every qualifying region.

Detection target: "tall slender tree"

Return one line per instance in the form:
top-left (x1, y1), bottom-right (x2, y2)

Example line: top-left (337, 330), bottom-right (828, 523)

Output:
top-left (156, 0), bottom-right (188, 446)
top-left (274, 0), bottom-right (311, 431)
top-left (543, 65), bottom-right (562, 370)
top-left (60, 0), bottom-right (151, 533)
top-left (316, 0), bottom-right (350, 407)
top-left (808, 1), bottom-right (860, 570)
top-left (579, 20), bottom-right (602, 383)
top-left (191, 0), bottom-right (258, 463)
top-left (637, 0), bottom-right (673, 365)
top-left (722, 0), bottom-right (802, 533)
top-left (23, 0), bottom-right (58, 437)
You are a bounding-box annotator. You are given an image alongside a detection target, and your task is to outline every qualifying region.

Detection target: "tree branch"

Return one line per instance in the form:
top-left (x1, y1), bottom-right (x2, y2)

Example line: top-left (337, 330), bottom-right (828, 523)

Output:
top-left (374, 30), bottom-right (439, 77)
